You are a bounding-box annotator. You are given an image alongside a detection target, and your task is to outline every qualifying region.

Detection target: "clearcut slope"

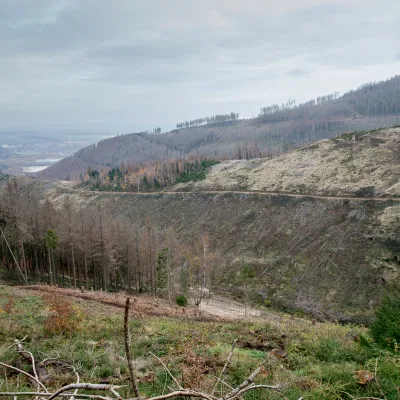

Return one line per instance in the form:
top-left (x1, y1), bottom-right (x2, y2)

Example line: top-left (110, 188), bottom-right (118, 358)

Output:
top-left (180, 127), bottom-right (400, 197)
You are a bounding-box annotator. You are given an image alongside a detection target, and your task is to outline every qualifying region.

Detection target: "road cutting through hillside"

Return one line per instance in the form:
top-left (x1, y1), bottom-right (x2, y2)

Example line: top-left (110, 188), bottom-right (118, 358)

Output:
top-left (55, 181), bottom-right (400, 202)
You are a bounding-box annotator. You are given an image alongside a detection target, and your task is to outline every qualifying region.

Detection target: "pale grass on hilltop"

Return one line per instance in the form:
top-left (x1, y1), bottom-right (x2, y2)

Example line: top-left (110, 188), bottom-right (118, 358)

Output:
top-left (187, 127), bottom-right (400, 197)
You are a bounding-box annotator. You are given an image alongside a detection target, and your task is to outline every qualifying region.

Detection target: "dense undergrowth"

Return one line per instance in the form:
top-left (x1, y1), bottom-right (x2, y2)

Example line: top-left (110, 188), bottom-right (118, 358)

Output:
top-left (0, 285), bottom-right (399, 399)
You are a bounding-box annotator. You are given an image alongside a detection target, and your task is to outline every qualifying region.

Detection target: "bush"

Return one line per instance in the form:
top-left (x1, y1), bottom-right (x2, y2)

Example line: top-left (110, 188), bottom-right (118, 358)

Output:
top-left (176, 295), bottom-right (188, 307)
top-left (3, 296), bottom-right (14, 314)
top-left (43, 290), bottom-right (82, 336)
top-left (370, 284), bottom-right (400, 349)
top-left (264, 299), bottom-right (272, 308)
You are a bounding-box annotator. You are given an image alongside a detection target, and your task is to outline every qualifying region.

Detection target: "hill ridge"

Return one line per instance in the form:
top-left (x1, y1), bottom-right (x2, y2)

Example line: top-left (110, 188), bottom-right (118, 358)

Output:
top-left (41, 75), bottom-right (400, 180)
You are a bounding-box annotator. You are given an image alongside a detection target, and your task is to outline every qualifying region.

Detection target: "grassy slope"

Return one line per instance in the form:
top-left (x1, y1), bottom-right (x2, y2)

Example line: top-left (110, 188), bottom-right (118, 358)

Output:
top-left (0, 285), bottom-right (399, 399)
top-left (182, 127), bottom-right (400, 197)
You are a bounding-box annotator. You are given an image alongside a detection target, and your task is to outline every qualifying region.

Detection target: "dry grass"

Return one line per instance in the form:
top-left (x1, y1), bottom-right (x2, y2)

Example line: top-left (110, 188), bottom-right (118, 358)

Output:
top-left (186, 127), bottom-right (400, 197)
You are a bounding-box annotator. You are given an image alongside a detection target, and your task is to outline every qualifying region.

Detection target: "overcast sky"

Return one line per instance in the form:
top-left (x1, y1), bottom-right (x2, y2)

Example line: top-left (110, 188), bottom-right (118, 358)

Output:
top-left (1, 0), bottom-right (400, 134)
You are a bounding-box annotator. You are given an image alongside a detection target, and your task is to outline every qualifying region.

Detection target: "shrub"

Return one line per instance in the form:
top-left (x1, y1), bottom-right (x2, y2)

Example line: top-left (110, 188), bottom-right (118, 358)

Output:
top-left (241, 264), bottom-right (255, 279)
top-left (176, 295), bottom-right (188, 307)
top-left (43, 290), bottom-right (82, 336)
top-left (370, 284), bottom-right (400, 350)
top-left (138, 284), bottom-right (149, 294)
top-left (264, 299), bottom-right (272, 308)
top-left (3, 296), bottom-right (14, 314)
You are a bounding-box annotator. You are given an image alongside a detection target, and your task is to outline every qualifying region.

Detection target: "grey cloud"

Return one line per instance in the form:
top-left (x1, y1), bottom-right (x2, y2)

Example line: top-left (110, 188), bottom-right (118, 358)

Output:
top-left (286, 68), bottom-right (311, 77)
top-left (0, 0), bottom-right (399, 132)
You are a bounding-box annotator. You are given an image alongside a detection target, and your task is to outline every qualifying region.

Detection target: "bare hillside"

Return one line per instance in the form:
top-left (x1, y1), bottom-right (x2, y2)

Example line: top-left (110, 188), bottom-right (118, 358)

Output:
top-left (181, 127), bottom-right (400, 197)
top-left (42, 185), bottom-right (399, 322)
top-left (41, 76), bottom-right (400, 180)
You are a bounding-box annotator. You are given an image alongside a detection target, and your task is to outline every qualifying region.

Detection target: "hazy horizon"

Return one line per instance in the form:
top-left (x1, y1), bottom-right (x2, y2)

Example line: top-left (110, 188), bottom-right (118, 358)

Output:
top-left (1, 0), bottom-right (400, 135)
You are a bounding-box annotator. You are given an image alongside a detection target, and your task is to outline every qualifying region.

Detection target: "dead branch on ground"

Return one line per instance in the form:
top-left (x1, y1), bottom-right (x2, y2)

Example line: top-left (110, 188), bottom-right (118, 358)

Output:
top-left (0, 296), bottom-right (292, 399)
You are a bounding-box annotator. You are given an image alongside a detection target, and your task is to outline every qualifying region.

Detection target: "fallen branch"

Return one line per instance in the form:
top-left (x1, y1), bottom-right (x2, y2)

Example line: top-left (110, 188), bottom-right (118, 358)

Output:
top-left (14, 338), bottom-right (50, 387)
top-left (339, 390), bottom-right (385, 400)
top-left (150, 352), bottom-right (182, 390)
top-left (0, 393), bottom-right (113, 400)
top-left (68, 364), bottom-right (80, 400)
top-left (47, 384), bottom-right (125, 400)
top-left (149, 390), bottom-right (217, 400)
top-left (0, 361), bottom-right (48, 393)
top-left (1, 353), bottom-right (288, 400)
top-left (224, 364), bottom-right (263, 399)
top-left (1, 307), bottom-right (290, 400)
top-left (212, 340), bottom-right (237, 396)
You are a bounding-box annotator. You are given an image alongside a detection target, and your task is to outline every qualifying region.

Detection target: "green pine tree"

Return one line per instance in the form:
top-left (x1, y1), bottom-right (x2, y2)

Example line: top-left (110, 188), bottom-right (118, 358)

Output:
top-left (370, 283), bottom-right (400, 349)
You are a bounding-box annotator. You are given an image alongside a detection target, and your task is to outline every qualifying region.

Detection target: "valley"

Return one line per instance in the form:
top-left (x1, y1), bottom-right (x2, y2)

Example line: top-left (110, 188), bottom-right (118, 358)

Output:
top-left (0, 133), bottom-right (113, 176)
top-left (34, 127), bottom-right (397, 324)
top-left (2, 123), bottom-right (399, 399)
top-left (1, 125), bottom-right (399, 323)
top-left (1, 119), bottom-right (400, 398)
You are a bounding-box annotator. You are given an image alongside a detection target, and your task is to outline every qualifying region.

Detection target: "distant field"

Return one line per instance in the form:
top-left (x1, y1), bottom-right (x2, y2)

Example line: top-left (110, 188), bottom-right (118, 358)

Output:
top-left (0, 132), bottom-right (108, 175)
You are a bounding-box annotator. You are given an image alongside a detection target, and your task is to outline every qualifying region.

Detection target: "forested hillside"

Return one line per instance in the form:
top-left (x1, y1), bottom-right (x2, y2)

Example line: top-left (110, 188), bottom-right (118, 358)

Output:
top-left (79, 159), bottom-right (220, 192)
top-left (41, 133), bottom-right (182, 180)
top-left (42, 76), bottom-right (400, 180)
top-left (257, 75), bottom-right (400, 122)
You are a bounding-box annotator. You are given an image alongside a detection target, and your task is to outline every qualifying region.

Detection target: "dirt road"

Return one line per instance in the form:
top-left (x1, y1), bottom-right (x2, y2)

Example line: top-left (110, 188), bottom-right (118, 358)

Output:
top-left (54, 181), bottom-right (400, 202)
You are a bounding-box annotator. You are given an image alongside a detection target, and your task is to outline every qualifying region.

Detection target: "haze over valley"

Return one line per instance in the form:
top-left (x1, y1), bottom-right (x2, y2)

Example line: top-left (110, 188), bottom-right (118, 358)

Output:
top-left (0, 131), bottom-right (113, 175)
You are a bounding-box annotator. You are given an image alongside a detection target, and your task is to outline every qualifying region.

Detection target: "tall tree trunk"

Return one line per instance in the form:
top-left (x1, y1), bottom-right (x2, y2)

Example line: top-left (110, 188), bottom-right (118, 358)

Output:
top-left (20, 239), bottom-right (28, 282)
top-left (80, 207), bottom-right (89, 289)
top-left (136, 230), bottom-right (141, 291)
top-left (99, 213), bottom-right (107, 291)
top-left (167, 255), bottom-right (171, 304)
top-left (34, 246), bottom-right (39, 280)
top-left (125, 222), bottom-right (130, 291)
top-left (67, 252), bottom-right (71, 287)
top-left (71, 245), bottom-right (76, 289)
top-left (48, 248), bottom-right (53, 285)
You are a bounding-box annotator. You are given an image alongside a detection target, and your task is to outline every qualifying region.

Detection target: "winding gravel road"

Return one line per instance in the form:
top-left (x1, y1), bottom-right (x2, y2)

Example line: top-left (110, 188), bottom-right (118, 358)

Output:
top-left (55, 181), bottom-right (400, 202)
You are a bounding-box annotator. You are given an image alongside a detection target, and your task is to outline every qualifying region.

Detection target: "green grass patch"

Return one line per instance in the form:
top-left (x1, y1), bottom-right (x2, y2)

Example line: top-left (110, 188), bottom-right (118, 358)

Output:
top-left (0, 286), bottom-right (399, 399)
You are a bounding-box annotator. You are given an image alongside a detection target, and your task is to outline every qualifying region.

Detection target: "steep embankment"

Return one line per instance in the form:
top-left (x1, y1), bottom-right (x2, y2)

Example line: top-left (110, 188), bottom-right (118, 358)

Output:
top-left (43, 127), bottom-right (400, 322)
top-left (46, 186), bottom-right (400, 323)
top-left (179, 127), bottom-right (400, 197)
